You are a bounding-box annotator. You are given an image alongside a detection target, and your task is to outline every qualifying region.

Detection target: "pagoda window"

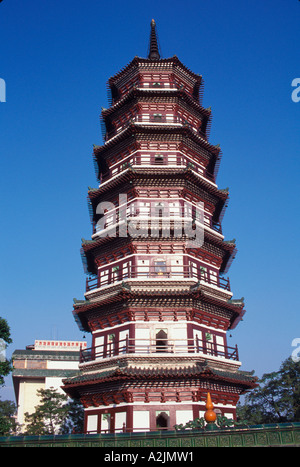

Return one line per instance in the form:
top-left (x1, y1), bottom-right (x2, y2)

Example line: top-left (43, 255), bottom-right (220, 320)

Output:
top-left (190, 262), bottom-right (198, 280)
top-left (152, 82), bottom-right (161, 87)
top-left (119, 329), bottom-right (129, 354)
top-left (94, 335), bottom-right (104, 359)
top-left (99, 269), bottom-right (109, 287)
top-left (216, 335), bottom-right (225, 356)
top-left (155, 329), bottom-right (168, 353)
top-left (200, 265), bottom-right (208, 281)
top-left (156, 411), bottom-right (169, 430)
top-left (122, 261), bottom-right (130, 279)
top-left (112, 265), bottom-right (120, 282)
top-left (205, 332), bottom-right (214, 355)
top-left (107, 333), bottom-right (116, 357)
top-left (193, 328), bottom-right (214, 355)
top-left (115, 412), bottom-right (127, 433)
top-left (153, 202), bottom-right (165, 218)
top-left (153, 113), bottom-right (162, 122)
top-left (87, 414), bottom-right (98, 434)
top-left (209, 269), bottom-right (218, 285)
top-left (154, 260), bottom-right (167, 275)
top-left (154, 154), bottom-right (164, 164)
top-left (101, 413), bottom-right (111, 433)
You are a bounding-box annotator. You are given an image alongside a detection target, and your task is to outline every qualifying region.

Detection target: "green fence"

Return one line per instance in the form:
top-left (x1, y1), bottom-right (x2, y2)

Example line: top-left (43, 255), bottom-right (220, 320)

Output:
top-left (1, 423), bottom-right (300, 448)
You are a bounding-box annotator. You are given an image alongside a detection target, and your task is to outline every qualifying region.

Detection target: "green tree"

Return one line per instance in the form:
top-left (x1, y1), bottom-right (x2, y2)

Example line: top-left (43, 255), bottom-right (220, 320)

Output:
top-left (24, 387), bottom-right (84, 435)
top-left (0, 399), bottom-right (19, 435)
top-left (24, 387), bottom-right (70, 435)
top-left (237, 357), bottom-right (300, 424)
top-left (0, 317), bottom-right (13, 387)
top-left (61, 398), bottom-right (84, 434)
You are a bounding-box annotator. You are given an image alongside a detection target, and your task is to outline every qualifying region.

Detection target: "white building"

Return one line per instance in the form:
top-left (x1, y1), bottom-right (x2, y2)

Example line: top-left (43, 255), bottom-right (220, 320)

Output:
top-left (12, 340), bottom-right (86, 431)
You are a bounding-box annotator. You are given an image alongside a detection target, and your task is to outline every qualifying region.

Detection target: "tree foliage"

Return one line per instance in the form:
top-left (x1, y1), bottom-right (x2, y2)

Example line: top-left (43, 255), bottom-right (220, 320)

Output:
top-left (24, 388), bottom-right (69, 435)
top-left (174, 415), bottom-right (245, 431)
top-left (237, 357), bottom-right (300, 424)
top-left (60, 398), bottom-right (85, 434)
top-left (175, 357), bottom-right (300, 431)
top-left (24, 387), bottom-right (84, 435)
top-left (0, 317), bottom-right (13, 387)
top-left (0, 399), bottom-right (19, 435)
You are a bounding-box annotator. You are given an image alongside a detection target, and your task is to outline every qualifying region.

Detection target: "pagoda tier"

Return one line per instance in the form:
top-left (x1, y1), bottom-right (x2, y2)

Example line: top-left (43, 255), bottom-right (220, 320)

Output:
top-left (72, 283), bottom-right (245, 334)
top-left (93, 124), bottom-right (221, 183)
top-left (81, 234), bottom-right (236, 279)
top-left (62, 20), bottom-right (257, 433)
top-left (63, 361), bottom-right (257, 433)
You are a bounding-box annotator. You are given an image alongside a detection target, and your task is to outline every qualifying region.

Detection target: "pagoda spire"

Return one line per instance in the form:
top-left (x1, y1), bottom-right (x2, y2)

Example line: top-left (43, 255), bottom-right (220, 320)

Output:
top-left (148, 19), bottom-right (160, 60)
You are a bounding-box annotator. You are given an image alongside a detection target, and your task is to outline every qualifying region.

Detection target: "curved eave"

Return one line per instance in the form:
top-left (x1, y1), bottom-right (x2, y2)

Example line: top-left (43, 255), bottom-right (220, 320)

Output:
top-left (72, 289), bottom-right (131, 332)
top-left (220, 245), bottom-right (238, 274)
top-left (88, 166), bottom-right (227, 205)
top-left (72, 285), bottom-right (245, 332)
top-left (82, 231), bottom-right (235, 269)
top-left (94, 123), bottom-right (220, 159)
top-left (81, 228), bottom-right (235, 278)
top-left (108, 55), bottom-right (202, 89)
top-left (193, 289), bottom-right (245, 330)
top-left (62, 363), bottom-right (258, 398)
top-left (102, 87), bottom-right (211, 120)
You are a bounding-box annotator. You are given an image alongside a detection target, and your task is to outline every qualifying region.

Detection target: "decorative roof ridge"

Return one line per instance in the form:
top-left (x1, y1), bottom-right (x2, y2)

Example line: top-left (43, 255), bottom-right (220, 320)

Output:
top-left (224, 239), bottom-right (236, 245)
top-left (227, 297), bottom-right (245, 307)
top-left (81, 238), bottom-right (96, 245)
top-left (204, 231), bottom-right (236, 251)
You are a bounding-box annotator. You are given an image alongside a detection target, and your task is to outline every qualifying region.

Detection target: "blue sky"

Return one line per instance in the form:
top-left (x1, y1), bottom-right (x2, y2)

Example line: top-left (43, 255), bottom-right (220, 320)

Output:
top-left (0, 0), bottom-right (299, 401)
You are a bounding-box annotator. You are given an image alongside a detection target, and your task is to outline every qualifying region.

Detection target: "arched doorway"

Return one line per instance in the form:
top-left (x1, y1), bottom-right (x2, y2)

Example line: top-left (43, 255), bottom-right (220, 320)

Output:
top-left (156, 411), bottom-right (169, 430)
top-left (155, 329), bottom-right (168, 352)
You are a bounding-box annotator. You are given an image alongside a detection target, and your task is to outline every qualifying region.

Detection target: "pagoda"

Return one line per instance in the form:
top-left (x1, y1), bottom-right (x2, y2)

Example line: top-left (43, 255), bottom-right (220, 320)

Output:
top-left (62, 20), bottom-right (257, 434)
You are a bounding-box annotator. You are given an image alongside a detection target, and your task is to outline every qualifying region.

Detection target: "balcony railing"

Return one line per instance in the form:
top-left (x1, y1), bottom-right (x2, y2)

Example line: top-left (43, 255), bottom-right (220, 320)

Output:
top-left (85, 265), bottom-right (230, 293)
top-left (100, 152), bottom-right (216, 186)
top-left (93, 200), bottom-right (221, 236)
top-left (114, 81), bottom-right (184, 104)
top-left (105, 114), bottom-right (204, 141)
top-left (80, 337), bottom-right (239, 363)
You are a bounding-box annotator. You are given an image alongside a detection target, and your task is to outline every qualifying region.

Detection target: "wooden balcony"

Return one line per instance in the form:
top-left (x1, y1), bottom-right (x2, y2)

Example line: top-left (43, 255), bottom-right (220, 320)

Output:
top-left (99, 152), bottom-right (216, 186)
top-left (93, 200), bottom-right (221, 237)
top-left (86, 265), bottom-right (231, 293)
top-left (105, 113), bottom-right (205, 141)
top-left (80, 337), bottom-right (239, 363)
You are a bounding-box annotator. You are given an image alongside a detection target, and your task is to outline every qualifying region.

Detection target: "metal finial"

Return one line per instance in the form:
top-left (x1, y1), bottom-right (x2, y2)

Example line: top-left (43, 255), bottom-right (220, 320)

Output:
top-left (148, 19), bottom-right (160, 60)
